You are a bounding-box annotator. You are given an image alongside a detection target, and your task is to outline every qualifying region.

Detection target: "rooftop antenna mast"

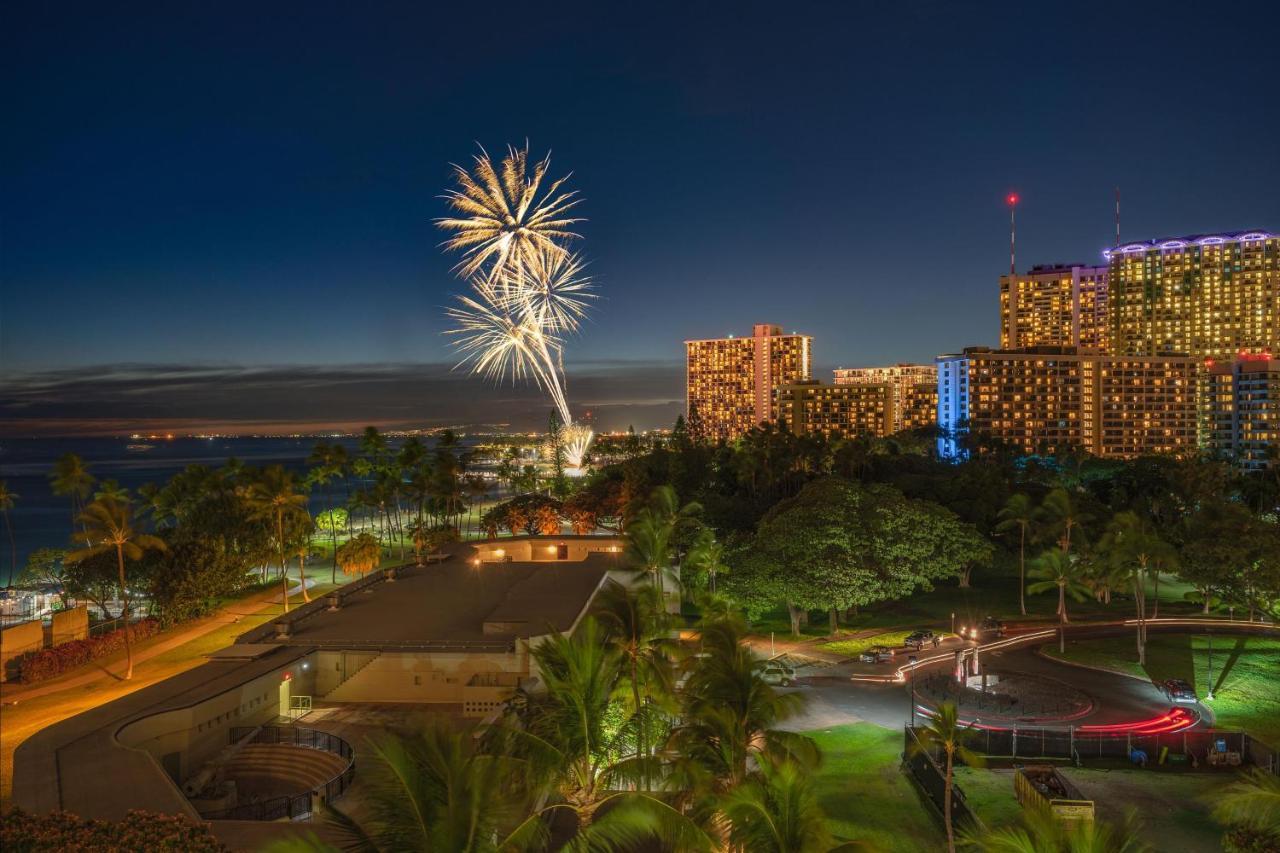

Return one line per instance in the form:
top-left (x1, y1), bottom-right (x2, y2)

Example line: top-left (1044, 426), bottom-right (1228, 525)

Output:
top-left (1114, 187), bottom-right (1121, 246)
top-left (1007, 192), bottom-right (1019, 274)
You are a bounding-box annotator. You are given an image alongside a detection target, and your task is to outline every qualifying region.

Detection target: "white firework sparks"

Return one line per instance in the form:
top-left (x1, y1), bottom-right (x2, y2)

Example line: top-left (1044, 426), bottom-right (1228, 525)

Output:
top-left (438, 144), bottom-right (595, 469)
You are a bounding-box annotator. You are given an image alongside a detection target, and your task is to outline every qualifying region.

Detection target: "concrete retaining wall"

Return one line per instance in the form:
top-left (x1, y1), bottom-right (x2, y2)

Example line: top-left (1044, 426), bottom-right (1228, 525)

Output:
top-left (1, 619), bottom-right (44, 682)
top-left (52, 606), bottom-right (89, 646)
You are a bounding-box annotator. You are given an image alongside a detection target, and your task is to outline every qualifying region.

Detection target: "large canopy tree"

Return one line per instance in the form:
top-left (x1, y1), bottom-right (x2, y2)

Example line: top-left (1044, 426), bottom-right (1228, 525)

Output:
top-left (733, 478), bottom-right (991, 635)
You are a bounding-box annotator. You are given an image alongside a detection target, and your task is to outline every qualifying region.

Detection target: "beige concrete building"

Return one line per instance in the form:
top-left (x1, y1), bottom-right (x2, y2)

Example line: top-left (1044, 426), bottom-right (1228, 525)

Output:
top-left (1107, 231), bottom-right (1278, 361)
top-left (833, 363), bottom-right (938, 432)
top-left (685, 323), bottom-right (811, 441)
top-left (774, 380), bottom-right (893, 439)
top-left (937, 346), bottom-right (1198, 458)
top-left (1205, 355), bottom-right (1280, 471)
top-left (12, 537), bottom-right (632, 840)
top-left (1000, 264), bottom-right (1109, 352)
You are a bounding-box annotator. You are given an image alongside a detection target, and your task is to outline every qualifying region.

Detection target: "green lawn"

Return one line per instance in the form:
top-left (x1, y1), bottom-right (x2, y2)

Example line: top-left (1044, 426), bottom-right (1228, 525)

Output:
top-left (954, 765), bottom-right (1227, 852)
top-left (952, 767), bottom-right (1024, 828)
top-left (1044, 634), bottom-right (1280, 744)
top-left (807, 723), bottom-right (945, 851)
top-left (819, 630), bottom-right (955, 657)
top-left (747, 561), bottom-right (1203, 639)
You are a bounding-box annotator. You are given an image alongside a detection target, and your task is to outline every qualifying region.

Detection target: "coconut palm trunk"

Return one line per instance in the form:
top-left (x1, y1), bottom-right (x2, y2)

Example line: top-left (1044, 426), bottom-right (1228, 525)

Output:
top-left (115, 541), bottom-right (134, 679)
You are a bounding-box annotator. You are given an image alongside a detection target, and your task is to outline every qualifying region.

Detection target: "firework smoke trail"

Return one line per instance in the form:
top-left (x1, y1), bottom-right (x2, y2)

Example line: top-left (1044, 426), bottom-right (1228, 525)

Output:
top-left (437, 144), bottom-right (594, 468)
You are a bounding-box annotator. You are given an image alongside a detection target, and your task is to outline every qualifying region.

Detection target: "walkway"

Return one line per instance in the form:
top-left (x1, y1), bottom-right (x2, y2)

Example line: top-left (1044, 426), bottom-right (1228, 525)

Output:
top-left (1, 577), bottom-right (317, 705)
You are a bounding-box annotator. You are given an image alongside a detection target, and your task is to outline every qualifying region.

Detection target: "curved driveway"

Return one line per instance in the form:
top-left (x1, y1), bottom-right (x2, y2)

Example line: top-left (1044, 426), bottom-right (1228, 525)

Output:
top-left (780, 618), bottom-right (1277, 733)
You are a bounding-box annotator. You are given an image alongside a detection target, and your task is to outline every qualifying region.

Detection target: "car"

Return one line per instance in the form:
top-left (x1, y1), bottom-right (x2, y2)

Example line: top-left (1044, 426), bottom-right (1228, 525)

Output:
top-left (904, 630), bottom-right (937, 649)
top-left (1162, 678), bottom-right (1198, 704)
top-left (858, 645), bottom-right (895, 663)
top-left (958, 616), bottom-right (1005, 640)
top-left (762, 660), bottom-right (797, 687)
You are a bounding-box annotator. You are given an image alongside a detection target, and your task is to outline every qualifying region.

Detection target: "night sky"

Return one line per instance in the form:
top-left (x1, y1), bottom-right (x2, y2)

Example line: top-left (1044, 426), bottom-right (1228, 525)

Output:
top-left (3, 1), bottom-right (1278, 434)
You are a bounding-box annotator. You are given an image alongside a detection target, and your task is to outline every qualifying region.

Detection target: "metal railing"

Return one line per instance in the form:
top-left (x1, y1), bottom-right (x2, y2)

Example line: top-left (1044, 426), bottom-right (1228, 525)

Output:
top-left (961, 726), bottom-right (1276, 775)
top-left (902, 726), bottom-right (983, 831)
top-left (202, 726), bottom-right (355, 821)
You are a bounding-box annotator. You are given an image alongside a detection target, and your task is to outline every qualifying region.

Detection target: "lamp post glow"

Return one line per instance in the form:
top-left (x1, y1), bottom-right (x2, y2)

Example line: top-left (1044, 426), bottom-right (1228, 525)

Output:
top-left (908, 654), bottom-right (919, 728)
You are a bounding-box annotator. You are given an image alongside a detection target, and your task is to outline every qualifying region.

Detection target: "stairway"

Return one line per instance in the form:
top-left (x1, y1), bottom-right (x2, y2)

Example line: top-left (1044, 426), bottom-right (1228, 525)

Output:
top-left (319, 651), bottom-right (380, 699)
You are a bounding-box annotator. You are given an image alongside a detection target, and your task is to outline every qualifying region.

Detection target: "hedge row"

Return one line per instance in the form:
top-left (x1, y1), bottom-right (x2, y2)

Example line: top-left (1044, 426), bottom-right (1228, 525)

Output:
top-left (0, 808), bottom-right (227, 852)
top-left (17, 619), bottom-right (162, 683)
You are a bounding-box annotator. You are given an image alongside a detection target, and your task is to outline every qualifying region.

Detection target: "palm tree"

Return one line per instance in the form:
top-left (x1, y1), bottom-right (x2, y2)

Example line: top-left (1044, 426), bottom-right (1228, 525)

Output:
top-left (996, 493), bottom-right (1036, 616)
top-left (0, 481), bottom-right (17, 589)
top-left (1038, 488), bottom-right (1090, 554)
top-left (50, 452), bottom-right (95, 543)
top-left (594, 580), bottom-right (675, 789)
top-left (718, 755), bottom-right (833, 853)
top-left (66, 497), bottom-right (167, 680)
top-left (964, 804), bottom-right (1148, 852)
top-left (266, 717), bottom-right (533, 853)
top-left (671, 615), bottom-right (813, 794)
top-left (909, 701), bottom-right (982, 853)
top-left (626, 485), bottom-right (702, 598)
top-left (93, 478), bottom-right (131, 503)
top-left (308, 441), bottom-right (348, 583)
top-left (1099, 512), bottom-right (1177, 665)
top-left (493, 617), bottom-right (710, 850)
top-left (245, 466), bottom-right (310, 614)
top-left (1212, 767), bottom-right (1280, 848)
top-left (1028, 549), bottom-right (1091, 653)
top-left (684, 527), bottom-right (731, 596)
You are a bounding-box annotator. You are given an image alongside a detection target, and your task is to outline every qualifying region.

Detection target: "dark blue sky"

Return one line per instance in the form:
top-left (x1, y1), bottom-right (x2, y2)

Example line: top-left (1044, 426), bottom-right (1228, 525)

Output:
top-left (3, 1), bottom-right (1278, 433)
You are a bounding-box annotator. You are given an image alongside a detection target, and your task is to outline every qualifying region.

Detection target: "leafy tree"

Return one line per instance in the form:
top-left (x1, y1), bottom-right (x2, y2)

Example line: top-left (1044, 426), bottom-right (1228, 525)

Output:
top-left (741, 478), bottom-right (990, 635)
top-left (66, 497), bottom-right (167, 679)
top-left (145, 533), bottom-right (250, 624)
top-left (18, 548), bottom-right (69, 606)
top-left (1179, 501), bottom-right (1254, 614)
top-left (337, 532), bottom-right (381, 578)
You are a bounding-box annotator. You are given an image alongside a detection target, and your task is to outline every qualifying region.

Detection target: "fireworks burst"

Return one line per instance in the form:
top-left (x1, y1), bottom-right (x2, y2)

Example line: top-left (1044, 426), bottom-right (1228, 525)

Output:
top-left (438, 144), bottom-right (595, 469)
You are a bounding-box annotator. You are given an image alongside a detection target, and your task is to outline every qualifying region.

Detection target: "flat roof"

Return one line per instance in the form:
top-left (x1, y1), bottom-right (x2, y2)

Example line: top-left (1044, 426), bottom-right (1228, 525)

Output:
top-left (277, 552), bottom-right (615, 648)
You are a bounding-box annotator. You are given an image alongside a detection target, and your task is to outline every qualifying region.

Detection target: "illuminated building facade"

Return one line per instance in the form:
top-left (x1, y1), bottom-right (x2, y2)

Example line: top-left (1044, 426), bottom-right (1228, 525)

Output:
top-left (833, 363), bottom-right (938, 432)
top-left (1107, 231), bottom-right (1278, 360)
top-left (685, 324), bottom-right (812, 441)
top-left (1205, 355), bottom-right (1280, 471)
top-left (1000, 264), bottom-right (1109, 351)
top-left (774, 380), bottom-right (893, 439)
top-left (936, 346), bottom-right (1197, 459)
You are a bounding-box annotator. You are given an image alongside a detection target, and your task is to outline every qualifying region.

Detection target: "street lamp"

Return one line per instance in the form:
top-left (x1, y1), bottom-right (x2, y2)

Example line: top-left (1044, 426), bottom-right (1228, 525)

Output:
top-left (1206, 630), bottom-right (1214, 701)
top-left (908, 655), bottom-right (919, 729)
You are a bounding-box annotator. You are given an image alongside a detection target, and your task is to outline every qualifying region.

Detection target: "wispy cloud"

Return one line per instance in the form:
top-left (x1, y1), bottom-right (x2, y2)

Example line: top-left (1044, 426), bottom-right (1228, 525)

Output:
top-left (0, 361), bottom-right (684, 436)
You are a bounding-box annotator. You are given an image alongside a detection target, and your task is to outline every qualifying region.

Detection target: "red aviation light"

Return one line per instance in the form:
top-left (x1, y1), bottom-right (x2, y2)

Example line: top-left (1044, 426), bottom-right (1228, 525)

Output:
top-left (1006, 193), bottom-right (1020, 206)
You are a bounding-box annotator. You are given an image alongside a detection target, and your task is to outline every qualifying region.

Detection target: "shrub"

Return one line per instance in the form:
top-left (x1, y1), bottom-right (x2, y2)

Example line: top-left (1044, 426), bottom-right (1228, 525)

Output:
top-left (0, 807), bottom-right (227, 851)
top-left (17, 619), bottom-right (162, 683)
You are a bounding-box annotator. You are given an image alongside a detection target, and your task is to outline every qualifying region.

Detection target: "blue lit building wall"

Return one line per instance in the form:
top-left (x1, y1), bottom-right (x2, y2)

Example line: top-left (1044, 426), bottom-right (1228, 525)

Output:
top-left (936, 354), bottom-right (969, 459)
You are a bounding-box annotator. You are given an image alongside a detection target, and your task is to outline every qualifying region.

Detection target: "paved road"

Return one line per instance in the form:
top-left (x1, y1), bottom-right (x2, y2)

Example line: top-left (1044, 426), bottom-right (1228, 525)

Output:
top-left (773, 618), bottom-right (1277, 733)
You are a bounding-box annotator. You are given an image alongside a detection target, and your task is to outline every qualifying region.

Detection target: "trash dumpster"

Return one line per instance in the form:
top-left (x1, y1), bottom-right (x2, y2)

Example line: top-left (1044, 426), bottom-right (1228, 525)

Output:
top-left (1014, 765), bottom-right (1095, 825)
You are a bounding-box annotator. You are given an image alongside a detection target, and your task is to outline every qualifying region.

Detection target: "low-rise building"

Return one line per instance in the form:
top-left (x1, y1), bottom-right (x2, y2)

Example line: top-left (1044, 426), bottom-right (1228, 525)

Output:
top-left (774, 380), bottom-right (893, 439)
top-left (833, 364), bottom-right (938, 432)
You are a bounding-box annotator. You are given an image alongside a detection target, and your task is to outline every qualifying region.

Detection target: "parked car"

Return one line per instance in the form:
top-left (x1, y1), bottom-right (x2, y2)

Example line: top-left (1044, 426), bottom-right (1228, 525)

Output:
top-left (958, 616), bottom-right (1005, 640)
top-left (1161, 678), bottom-right (1198, 704)
top-left (858, 645), bottom-right (895, 663)
top-left (904, 629), bottom-right (937, 649)
top-left (762, 659), bottom-right (797, 687)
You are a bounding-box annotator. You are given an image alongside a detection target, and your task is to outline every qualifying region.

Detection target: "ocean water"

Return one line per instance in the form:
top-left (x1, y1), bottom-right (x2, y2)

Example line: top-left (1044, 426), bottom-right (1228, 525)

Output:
top-left (0, 435), bottom-right (480, 585)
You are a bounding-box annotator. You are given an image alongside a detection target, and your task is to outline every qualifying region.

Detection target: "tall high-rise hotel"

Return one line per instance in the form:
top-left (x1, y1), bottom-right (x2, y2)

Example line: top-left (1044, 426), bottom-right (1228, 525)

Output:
top-left (685, 324), bottom-right (811, 441)
top-left (1108, 231), bottom-right (1278, 360)
top-left (951, 230), bottom-right (1278, 460)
